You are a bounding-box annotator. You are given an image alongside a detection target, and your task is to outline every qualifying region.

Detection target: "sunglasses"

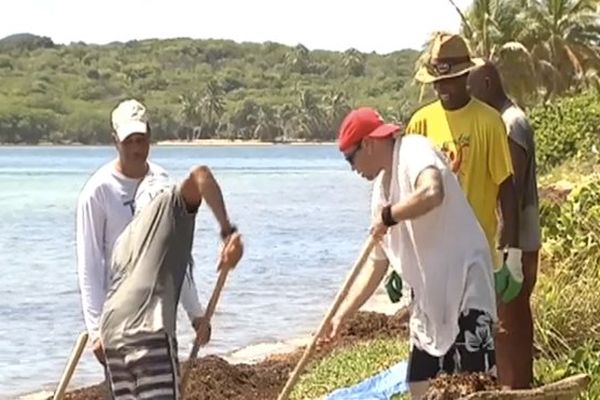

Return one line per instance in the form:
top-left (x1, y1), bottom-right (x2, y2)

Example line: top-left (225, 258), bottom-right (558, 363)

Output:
top-left (345, 142), bottom-right (362, 166)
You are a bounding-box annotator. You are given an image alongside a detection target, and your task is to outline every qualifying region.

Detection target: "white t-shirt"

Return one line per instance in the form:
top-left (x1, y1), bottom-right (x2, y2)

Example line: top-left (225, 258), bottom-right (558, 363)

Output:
top-left (76, 160), bottom-right (204, 340)
top-left (370, 135), bottom-right (496, 356)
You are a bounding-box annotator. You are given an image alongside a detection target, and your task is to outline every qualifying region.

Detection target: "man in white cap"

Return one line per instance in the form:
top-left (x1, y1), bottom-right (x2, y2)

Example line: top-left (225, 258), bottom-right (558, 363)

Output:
top-left (76, 99), bottom-right (209, 394)
top-left (100, 152), bottom-right (243, 400)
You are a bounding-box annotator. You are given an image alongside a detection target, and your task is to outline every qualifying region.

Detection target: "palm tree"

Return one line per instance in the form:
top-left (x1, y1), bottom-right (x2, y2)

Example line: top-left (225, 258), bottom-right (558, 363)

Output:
top-left (295, 88), bottom-right (325, 140)
top-left (523, 0), bottom-right (600, 90)
top-left (276, 103), bottom-right (297, 141)
top-left (322, 91), bottom-right (351, 139)
top-left (178, 91), bottom-right (203, 140)
top-left (343, 48), bottom-right (366, 77)
top-left (254, 106), bottom-right (281, 142)
top-left (285, 44), bottom-right (311, 74)
top-left (201, 79), bottom-right (225, 137)
top-left (447, 0), bottom-right (600, 103)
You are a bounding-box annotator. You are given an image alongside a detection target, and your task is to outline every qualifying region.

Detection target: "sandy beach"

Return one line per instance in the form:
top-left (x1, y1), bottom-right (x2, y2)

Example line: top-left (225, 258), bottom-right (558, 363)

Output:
top-left (156, 139), bottom-right (337, 147)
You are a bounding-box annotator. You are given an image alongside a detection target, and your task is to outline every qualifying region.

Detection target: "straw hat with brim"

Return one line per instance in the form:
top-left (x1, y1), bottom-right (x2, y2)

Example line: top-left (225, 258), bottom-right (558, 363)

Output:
top-left (415, 33), bottom-right (485, 84)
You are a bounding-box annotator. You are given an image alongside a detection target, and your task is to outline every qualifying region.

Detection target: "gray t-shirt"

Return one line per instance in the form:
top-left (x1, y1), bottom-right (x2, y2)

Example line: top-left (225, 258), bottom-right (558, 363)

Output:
top-left (100, 185), bottom-right (196, 348)
top-left (501, 103), bottom-right (542, 252)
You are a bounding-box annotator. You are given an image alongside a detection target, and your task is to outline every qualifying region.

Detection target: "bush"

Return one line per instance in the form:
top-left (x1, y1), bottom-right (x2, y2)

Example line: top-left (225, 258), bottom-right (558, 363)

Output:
top-left (530, 92), bottom-right (600, 173)
top-left (535, 178), bottom-right (600, 359)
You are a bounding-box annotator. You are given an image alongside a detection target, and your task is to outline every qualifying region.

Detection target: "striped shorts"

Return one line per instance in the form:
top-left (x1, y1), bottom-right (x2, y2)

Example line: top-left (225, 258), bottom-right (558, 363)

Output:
top-left (105, 332), bottom-right (180, 400)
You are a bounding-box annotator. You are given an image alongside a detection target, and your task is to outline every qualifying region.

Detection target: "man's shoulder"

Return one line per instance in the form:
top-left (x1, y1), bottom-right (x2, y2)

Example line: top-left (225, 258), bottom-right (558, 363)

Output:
top-left (147, 161), bottom-right (170, 179)
top-left (402, 133), bottom-right (433, 149)
top-left (408, 99), bottom-right (441, 121)
top-left (502, 104), bottom-right (534, 144)
top-left (502, 104), bottom-right (530, 126)
top-left (79, 161), bottom-right (115, 199)
top-left (470, 98), bottom-right (502, 118)
top-left (468, 98), bottom-right (507, 134)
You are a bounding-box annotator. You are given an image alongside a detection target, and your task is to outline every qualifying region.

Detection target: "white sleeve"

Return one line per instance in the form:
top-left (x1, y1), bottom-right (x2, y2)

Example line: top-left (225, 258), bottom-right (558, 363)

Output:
top-left (76, 189), bottom-right (107, 341)
top-left (180, 269), bottom-right (205, 321)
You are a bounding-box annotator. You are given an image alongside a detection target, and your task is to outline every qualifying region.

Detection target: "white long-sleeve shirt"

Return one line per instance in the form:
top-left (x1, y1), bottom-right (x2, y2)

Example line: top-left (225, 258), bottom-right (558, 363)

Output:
top-left (76, 160), bottom-right (204, 340)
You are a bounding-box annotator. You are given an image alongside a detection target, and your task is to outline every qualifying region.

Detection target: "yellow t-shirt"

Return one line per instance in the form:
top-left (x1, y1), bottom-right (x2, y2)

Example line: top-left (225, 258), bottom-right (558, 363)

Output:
top-left (406, 98), bottom-right (513, 256)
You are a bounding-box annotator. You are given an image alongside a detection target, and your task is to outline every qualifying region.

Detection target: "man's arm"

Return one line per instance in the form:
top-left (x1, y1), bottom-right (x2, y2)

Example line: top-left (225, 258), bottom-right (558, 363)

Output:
top-left (497, 136), bottom-right (520, 249)
top-left (334, 257), bottom-right (390, 321)
top-left (180, 269), bottom-right (205, 325)
top-left (180, 165), bottom-right (235, 236)
top-left (76, 192), bottom-right (107, 342)
top-left (498, 175), bottom-right (520, 249)
top-left (389, 167), bottom-right (445, 222)
top-left (508, 138), bottom-right (528, 199)
top-left (488, 118), bottom-right (519, 249)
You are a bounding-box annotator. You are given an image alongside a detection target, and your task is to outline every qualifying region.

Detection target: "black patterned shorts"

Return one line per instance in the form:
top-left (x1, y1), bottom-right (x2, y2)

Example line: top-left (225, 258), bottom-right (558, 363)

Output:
top-left (407, 309), bottom-right (496, 383)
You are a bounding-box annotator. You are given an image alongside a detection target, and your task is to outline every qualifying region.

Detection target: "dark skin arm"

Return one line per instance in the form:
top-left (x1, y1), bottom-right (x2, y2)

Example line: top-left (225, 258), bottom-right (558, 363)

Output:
top-left (180, 165), bottom-right (234, 236)
top-left (497, 170), bottom-right (520, 249)
top-left (508, 137), bottom-right (528, 203)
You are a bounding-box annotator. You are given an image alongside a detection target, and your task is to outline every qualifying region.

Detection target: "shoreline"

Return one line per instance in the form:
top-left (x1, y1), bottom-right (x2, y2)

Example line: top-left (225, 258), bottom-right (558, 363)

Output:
top-left (16, 288), bottom-right (406, 400)
top-left (0, 139), bottom-right (337, 147)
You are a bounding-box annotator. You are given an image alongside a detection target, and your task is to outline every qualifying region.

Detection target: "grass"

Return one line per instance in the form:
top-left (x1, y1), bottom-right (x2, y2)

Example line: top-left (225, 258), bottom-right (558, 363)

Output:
top-left (288, 336), bottom-right (599, 400)
top-left (534, 342), bottom-right (600, 400)
top-left (290, 337), bottom-right (409, 400)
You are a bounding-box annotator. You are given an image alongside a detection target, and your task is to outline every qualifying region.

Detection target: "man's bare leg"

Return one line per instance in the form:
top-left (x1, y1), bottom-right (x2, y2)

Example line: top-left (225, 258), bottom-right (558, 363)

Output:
top-left (496, 251), bottom-right (538, 389)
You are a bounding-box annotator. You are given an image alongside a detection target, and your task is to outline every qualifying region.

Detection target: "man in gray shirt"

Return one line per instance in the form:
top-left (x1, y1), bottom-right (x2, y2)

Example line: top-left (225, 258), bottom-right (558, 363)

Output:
top-left (469, 62), bottom-right (542, 389)
top-left (100, 165), bottom-right (243, 399)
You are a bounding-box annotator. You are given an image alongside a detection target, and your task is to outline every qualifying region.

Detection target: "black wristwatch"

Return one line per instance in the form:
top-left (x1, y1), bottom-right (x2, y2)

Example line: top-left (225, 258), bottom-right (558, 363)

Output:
top-left (220, 224), bottom-right (238, 240)
top-left (381, 205), bottom-right (398, 227)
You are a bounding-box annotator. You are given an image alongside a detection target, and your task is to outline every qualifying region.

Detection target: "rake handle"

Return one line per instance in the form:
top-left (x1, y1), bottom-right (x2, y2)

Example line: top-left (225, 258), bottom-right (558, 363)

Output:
top-left (276, 236), bottom-right (377, 400)
top-left (53, 331), bottom-right (89, 400)
top-left (181, 233), bottom-right (240, 396)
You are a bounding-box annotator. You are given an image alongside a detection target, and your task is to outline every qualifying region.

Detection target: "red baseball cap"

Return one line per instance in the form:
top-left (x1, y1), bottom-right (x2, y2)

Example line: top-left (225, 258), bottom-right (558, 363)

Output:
top-left (338, 107), bottom-right (401, 152)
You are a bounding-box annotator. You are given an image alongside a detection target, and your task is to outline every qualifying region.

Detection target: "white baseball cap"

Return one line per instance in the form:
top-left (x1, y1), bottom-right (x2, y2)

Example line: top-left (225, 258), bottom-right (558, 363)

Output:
top-left (111, 99), bottom-right (149, 141)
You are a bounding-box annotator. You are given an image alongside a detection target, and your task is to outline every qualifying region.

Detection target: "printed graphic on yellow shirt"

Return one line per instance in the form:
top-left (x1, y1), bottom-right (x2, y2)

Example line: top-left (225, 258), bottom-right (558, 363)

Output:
top-left (439, 134), bottom-right (470, 178)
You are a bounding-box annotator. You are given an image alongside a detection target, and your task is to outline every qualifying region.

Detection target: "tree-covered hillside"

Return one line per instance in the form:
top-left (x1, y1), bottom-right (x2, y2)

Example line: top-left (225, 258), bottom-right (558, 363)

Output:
top-left (0, 34), bottom-right (421, 144)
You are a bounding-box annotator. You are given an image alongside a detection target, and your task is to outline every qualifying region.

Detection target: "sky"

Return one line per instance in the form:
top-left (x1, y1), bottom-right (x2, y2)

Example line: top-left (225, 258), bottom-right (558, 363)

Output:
top-left (0, 0), bottom-right (472, 54)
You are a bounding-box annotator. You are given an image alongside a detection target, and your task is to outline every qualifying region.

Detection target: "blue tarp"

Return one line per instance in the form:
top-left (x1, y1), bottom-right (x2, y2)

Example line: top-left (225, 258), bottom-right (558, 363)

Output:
top-left (325, 360), bottom-right (409, 400)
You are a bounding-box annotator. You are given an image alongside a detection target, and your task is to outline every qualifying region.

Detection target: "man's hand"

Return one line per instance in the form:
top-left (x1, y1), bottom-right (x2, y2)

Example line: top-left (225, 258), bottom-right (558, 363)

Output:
top-left (219, 232), bottom-right (243, 270)
top-left (494, 248), bottom-right (523, 303)
top-left (318, 315), bottom-right (345, 345)
top-left (193, 316), bottom-right (212, 346)
top-left (92, 338), bottom-right (106, 365)
top-left (370, 214), bottom-right (389, 241)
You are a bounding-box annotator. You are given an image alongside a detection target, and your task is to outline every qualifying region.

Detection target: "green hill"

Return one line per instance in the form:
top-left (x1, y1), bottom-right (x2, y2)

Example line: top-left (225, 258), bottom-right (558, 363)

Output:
top-left (0, 34), bottom-right (421, 144)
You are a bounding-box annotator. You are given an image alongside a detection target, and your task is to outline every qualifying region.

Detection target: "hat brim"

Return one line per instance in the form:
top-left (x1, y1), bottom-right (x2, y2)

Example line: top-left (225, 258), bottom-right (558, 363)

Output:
top-left (415, 57), bottom-right (485, 84)
top-left (116, 121), bottom-right (148, 142)
top-left (369, 123), bottom-right (402, 139)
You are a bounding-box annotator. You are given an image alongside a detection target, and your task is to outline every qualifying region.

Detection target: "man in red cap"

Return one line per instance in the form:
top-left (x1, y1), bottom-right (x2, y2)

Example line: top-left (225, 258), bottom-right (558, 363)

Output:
top-left (321, 107), bottom-right (498, 399)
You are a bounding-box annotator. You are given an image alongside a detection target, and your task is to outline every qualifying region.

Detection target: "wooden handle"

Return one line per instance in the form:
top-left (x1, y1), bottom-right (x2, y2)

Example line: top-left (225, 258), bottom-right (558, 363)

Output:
top-left (53, 331), bottom-right (89, 400)
top-left (181, 233), bottom-right (240, 396)
top-left (277, 236), bottom-right (377, 400)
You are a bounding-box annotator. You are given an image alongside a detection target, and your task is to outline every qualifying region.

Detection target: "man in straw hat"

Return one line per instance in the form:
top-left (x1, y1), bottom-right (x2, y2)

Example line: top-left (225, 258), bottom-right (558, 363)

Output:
top-left (405, 32), bottom-right (522, 332)
top-left (468, 61), bottom-right (542, 389)
top-left (322, 107), bottom-right (497, 399)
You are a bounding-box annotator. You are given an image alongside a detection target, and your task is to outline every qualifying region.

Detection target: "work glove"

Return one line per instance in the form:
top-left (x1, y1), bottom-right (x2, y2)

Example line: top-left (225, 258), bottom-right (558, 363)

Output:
top-left (494, 247), bottom-right (523, 303)
top-left (385, 270), bottom-right (403, 304)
